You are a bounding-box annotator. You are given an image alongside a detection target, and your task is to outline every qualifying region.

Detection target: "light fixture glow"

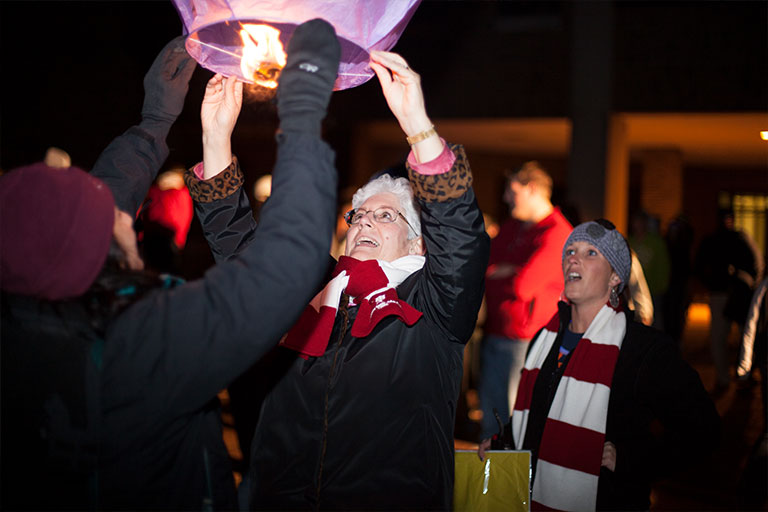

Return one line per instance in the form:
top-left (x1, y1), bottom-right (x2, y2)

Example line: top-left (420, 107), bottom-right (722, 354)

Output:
top-left (761, 131), bottom-right (768, 141)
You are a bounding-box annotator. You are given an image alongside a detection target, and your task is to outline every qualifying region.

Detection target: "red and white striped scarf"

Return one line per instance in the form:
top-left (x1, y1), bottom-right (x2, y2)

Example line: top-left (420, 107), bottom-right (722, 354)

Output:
top-left (512, 303), bottom-right (626, 511)
top-left (281, 255), bottom-right (425, 359)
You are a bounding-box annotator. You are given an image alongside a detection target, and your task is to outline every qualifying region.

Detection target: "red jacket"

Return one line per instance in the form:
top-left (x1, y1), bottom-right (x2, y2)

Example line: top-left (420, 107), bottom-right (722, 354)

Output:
top-left (484, 208), bottom-right (572, 339)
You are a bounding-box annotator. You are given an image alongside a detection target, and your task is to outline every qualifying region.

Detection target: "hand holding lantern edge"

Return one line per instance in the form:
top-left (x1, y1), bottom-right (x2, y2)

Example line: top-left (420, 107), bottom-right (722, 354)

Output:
top-left (201, 74), bottom-right (243, 178)
top-left (370, 51), bottom-right (442, 163)
top-left (141, 35), bottom-right (197, 135)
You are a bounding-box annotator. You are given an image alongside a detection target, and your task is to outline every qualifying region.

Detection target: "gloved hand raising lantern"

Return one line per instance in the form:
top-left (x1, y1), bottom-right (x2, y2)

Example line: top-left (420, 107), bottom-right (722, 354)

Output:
top-left (141, 35), bottom-right (197, 139)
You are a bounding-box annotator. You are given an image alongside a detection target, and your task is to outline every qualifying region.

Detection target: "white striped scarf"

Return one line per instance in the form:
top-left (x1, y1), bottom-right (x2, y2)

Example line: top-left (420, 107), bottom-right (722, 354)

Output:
top-left (511, 304), bottom-right (626, 511)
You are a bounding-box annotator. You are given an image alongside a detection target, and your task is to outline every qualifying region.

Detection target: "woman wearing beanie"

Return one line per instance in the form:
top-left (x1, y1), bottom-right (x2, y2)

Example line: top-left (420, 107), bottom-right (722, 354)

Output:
top-left (480, 219), bottom-right (720, 511)
top-left (1, 29), bottom-right (338, 511)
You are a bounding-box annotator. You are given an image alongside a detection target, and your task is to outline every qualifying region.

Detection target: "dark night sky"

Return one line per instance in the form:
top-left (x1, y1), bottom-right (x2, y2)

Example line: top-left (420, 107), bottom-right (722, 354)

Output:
top-left (2, 1), bottom-right (215, 171)
top-left (1, 1), bottom-right (765, 179)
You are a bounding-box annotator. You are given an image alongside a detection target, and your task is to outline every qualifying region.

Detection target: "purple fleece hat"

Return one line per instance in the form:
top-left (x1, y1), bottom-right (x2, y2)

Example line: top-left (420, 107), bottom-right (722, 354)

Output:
top-left (0, 163), bottom-right (116, 300)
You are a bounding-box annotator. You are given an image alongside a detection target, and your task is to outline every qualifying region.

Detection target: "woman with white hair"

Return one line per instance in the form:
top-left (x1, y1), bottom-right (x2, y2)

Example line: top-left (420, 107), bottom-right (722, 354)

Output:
top-left (189, 38), bottom-right (489, 509)
top-left (479, 219), bottom-right (720, 511)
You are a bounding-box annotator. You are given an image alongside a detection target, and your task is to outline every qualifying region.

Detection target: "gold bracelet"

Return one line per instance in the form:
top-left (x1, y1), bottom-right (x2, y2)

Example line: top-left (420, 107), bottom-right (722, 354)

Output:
top-left (406, 125), bottom-right (436, 145)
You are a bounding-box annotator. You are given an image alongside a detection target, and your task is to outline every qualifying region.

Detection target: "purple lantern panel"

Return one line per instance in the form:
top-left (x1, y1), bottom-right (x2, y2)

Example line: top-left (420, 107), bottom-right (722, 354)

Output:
top-left (172, 0), bottom-right (422, 90)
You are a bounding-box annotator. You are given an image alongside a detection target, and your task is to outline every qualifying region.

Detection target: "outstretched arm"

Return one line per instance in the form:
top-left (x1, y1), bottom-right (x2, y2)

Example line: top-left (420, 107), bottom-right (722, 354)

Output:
top-left (92, 36), bottom-right (196, 215)
top-left (182, 73), bottom-right (253, 263)
top-left (107, 19), bottom-right (341, 414)
top-left (370, 51), bottom-right (443, 164)
top-left (187, 19), bottom-right (341, 263)
top-left (200, 74), bottom-right (243, 178)
top-left (371, 53), bottom-right (490, 343)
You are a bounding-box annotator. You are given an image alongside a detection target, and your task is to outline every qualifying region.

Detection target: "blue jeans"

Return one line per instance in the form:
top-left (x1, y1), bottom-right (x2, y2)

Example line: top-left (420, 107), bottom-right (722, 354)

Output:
top-left (478, 335), bottom-right (529, 439)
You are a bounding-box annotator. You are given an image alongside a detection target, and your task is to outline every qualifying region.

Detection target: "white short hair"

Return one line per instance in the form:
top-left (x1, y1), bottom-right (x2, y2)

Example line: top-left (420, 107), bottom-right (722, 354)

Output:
top-left (351, 174), bottom-right (421, 239)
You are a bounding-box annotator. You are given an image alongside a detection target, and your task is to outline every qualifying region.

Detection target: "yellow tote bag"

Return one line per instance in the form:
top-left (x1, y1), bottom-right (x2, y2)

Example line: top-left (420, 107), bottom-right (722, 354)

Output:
top-left (453, 450), bottom-right (531, 512)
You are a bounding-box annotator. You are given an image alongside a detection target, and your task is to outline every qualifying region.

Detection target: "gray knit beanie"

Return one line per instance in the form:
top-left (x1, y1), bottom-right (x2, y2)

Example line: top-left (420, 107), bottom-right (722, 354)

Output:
top-left (562, 220), bottom-right (631, 292)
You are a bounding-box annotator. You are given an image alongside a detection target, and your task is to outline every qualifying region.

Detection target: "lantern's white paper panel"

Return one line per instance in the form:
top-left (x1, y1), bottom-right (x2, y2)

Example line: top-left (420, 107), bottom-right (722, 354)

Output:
top-left (172, 0), bottom-right (422, 90)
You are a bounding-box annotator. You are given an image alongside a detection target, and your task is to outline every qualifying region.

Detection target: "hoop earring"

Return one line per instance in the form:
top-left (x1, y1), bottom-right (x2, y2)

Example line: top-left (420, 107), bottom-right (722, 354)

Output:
top-left (609, 286), bottom-right (619, 308)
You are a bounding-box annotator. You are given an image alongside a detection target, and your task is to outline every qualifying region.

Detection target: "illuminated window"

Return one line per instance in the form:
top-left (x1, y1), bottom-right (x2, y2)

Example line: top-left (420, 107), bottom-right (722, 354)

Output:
top-left (733, 194), bottom-right (767, 256)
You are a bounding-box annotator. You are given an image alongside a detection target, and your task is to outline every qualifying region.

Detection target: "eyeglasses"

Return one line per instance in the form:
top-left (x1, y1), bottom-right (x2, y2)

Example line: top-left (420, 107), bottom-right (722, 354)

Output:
top-left (344, 206), bottom-right (416, 235)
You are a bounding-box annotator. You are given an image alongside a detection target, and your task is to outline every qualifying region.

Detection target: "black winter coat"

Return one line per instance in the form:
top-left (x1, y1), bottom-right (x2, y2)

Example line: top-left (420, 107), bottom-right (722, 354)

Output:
top-left (193, 144), bottom-right (490, 510)
top-left (1, 127), bottom-right (337, 510)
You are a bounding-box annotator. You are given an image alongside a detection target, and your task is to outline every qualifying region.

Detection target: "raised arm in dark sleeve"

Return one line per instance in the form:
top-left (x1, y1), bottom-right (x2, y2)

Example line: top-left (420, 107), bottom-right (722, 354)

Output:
top-left (407, 142), bottom-right (491, 344)
top-left (105, 130), bottom-right (337, 414)
top-left (91, 36), bottom-right (196, 214)
top-left (184, 157), bottom-right (257, 263)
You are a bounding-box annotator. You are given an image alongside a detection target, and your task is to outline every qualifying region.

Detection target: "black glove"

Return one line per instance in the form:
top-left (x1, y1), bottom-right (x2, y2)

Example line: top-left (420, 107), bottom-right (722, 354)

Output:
top-left (141, 35), bottom-right (197, 138)
top-left (277, 19), bottom-right (341, 135)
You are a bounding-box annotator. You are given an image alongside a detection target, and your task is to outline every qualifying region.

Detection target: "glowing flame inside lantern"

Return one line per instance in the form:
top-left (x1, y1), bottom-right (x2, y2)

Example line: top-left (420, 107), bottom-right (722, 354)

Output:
top-left (239, 24), bottom-right (286, 88)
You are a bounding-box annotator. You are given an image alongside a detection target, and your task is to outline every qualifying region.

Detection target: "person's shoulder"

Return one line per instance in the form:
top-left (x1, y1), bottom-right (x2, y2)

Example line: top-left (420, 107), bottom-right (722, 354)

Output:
top-left (541, 208), bottom-right (571, 229)
top-left (622, 317), bottom-right (678, 359)
top-left (626, 318), bottom-right (666, 340)
top-left (538, 210), bottom-right (571, 240)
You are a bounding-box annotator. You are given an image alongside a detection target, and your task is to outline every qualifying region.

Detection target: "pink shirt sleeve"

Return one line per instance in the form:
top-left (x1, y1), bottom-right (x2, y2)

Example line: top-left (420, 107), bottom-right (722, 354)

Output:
top-left (406, 138), bottom-right (455, 175)
top-left (191, 162), bottom-right (205, 180)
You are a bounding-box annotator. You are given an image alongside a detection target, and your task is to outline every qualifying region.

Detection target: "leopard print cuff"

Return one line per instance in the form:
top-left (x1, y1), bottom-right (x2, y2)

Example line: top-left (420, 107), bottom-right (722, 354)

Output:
top-left (184, 156), bottom-right (243, 203)
top-left (407, 143), bottom-right (472, 202)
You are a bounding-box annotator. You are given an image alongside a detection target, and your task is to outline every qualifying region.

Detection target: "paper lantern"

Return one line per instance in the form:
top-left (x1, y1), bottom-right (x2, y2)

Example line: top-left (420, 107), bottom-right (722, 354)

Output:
top-left (172, 0), bottom-right (421, 90)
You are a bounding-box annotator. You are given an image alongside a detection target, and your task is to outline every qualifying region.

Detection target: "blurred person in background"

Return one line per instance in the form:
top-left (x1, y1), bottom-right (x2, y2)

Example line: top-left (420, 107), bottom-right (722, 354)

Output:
top-left (136, 166), bottom-right (193, 274)
top-left (736, 274), bottom-right (768, 508)
top-left (480, 161), bottom-right (572, 439)
top-left (625, 249), bottom-right (654, 327)
top-left (663, 214), bottom-right (695, 341)
top-left (695, 209), bottom-right (764, 394)
top-left (629, 210), bottom-right (670, 331)
top-left (43, 146), bottom-right (71, 168)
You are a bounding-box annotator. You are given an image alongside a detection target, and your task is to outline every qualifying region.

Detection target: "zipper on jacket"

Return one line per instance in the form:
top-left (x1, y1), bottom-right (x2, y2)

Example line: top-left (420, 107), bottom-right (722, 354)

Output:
top-left (315, 293), bottom-right (350, 510)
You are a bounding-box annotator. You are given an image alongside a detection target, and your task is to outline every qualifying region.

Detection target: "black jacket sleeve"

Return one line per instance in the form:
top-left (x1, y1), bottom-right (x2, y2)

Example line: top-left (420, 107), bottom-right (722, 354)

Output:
top-left (406, 143), bottom-right (491, 344)
top-left (102, 132), bottom-right (337, 417)
top-left (90, 125), bottom-right (170, 215)
top-left (183, 157), bottom-right (257, 263)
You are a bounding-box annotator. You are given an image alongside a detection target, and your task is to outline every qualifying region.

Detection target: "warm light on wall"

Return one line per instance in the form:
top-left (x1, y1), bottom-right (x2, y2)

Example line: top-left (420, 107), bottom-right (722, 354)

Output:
top-left (761, 131), bottom-right (768, 140)
top-left (687, 302), bottom-right (711, 327)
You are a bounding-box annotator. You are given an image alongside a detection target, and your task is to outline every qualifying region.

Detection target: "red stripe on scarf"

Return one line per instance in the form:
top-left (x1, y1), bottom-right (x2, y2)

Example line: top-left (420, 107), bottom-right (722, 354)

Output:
top-left (282, 305), bottom-right (338, 358)
top-left (342, 257), bottom-right (388, 295)
top-left (538, 418), bottom-right (604, 476)
top-left (545, 313), bottom-right (560, 331)
top-left (514, 367), bottom-right (540, 411)
top-left (562, 338), bottom-right (620, 387)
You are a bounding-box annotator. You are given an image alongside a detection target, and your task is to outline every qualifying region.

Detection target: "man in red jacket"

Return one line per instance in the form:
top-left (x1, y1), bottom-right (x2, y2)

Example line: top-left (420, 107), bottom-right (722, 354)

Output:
top-left (479, 161), bottom-right (572, 438)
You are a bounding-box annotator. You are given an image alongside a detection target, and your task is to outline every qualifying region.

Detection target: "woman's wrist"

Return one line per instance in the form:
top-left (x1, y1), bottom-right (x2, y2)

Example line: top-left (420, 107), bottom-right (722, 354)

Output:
top-left (202, 131), bottom-right (231, 148)
top-left (202, 138), bottom-right (233, 179)
top-left (409, 131), bottom-right (443, 164)
top-left (401, 114), bottom-right (433, 140)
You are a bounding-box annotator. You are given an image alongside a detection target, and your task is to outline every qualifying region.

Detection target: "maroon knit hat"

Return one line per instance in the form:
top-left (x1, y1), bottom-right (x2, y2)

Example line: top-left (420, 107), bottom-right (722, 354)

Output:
top-left (0, 163), bottom-right (116, 300)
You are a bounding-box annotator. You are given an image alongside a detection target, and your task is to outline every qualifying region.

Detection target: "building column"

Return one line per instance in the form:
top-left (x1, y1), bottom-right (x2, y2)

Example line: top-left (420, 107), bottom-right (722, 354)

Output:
top-left (566, 1), bottom-right (615, 226)
top-left (605, 114), bottom-right (630, 234)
